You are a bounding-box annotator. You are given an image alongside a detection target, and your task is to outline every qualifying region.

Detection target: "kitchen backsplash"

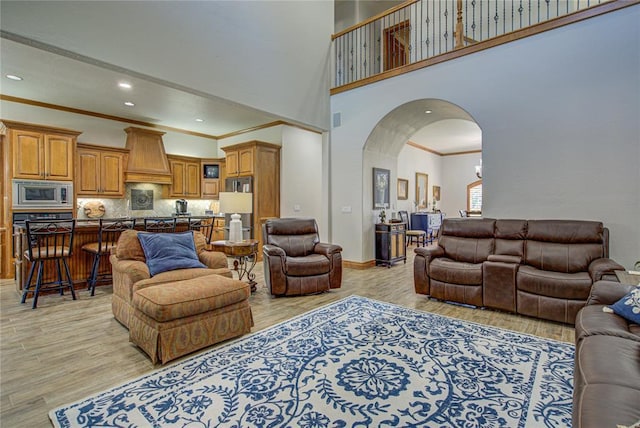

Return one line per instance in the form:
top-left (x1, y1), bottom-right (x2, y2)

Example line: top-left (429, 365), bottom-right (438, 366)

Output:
top-left (76, 183), bottom-right (218, 219)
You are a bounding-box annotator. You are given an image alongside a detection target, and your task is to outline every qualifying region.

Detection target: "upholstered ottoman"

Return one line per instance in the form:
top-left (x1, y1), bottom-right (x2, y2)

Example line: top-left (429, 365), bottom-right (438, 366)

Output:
top-left (129, 274), bottom-right (253, 364)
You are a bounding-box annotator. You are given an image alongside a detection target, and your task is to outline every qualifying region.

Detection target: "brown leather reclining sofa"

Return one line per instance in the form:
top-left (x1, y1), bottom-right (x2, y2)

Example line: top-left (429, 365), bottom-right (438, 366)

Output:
top-left (573, 280), bottom-right (640, 427)
top-left (414, 218), bottom-right (624, 324)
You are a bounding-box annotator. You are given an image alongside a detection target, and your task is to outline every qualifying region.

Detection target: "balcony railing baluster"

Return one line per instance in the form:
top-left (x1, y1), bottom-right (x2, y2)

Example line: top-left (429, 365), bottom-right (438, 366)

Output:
top-left (332, 0), bottom-right (616, 90)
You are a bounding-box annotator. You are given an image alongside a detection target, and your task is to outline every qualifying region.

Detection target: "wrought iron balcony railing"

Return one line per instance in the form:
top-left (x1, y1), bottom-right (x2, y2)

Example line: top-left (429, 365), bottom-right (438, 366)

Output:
top-left (332, 0), bottom-right (625, 92)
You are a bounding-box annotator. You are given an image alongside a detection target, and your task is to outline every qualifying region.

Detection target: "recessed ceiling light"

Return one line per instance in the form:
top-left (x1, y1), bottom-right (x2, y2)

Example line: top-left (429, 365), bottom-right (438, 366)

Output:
top-left (124, 101), bottom-right (135, 107)
top-left (118, 82), bottom-right (132, 89)
top-left (6, 74), bottom-right (23, 81)
top-left (195, 118), bottom-right (204, 122)
top-left (425, 110), bottom-right (432, 114)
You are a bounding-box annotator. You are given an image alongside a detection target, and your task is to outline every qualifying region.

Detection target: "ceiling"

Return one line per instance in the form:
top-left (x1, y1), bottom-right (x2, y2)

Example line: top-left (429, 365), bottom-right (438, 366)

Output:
top-left (1, 3), bottom-right (481, 154)
top-left (0, 36), bottom-right (281, 139)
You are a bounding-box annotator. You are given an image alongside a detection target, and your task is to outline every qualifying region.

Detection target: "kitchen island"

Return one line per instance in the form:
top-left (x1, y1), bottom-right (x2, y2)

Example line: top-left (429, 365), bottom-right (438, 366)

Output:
top-left (12, 216), bottom-right (224, 292)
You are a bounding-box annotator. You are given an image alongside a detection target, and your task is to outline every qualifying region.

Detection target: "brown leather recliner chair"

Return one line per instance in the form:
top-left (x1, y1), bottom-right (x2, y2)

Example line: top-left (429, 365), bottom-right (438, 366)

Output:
top-left (262, 218), bottom-right (343, 296)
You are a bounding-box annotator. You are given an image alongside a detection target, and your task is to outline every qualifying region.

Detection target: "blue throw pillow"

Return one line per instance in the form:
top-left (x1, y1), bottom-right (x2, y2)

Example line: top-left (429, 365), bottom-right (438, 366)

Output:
top-left (137, 231), bottom-right (206, 276)
top-left (605, 286), bottom-right (640, 325)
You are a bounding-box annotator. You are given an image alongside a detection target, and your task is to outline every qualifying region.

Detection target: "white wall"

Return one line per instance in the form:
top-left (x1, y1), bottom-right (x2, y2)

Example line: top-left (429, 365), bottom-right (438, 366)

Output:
top-left (1, 1), bottom-right (334, 131)
top-left (396, 145), bottom-right (443, 214)
top-left (280, 126), bottom-right (327, 239)
top-left (440, 153), bottom-right (482, 217)
top-left (331, 6), bottom-right (640, 268)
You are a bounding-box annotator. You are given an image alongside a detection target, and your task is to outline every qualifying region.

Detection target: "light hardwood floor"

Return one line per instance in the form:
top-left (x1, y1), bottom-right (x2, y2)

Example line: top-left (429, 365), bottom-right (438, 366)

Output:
top-left (0, 245), bottom-right (574, 427)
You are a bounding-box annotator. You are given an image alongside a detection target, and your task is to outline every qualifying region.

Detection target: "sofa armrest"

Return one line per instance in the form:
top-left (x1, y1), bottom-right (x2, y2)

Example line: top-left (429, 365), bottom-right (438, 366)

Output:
top-left (413, 246), bottom-right (444, 295)
top-left (415, 246), bottom-right (444, 259)
top-left (262, 244), bottom-right (287, 295)
top-left (263, 244), bottom-right (286, 257)
top-left (588, 258), bottom-right (625, 281)
top-left (111, 258), bottom-right (151, 283)
top-left (586, 280), bottom-right (635, 306)
top-left (487, 254), bottom-right (522, 264)
top-left (314, 242), bottom-right (343, 257)
top-left (198, 250), bottom-right (228, 269)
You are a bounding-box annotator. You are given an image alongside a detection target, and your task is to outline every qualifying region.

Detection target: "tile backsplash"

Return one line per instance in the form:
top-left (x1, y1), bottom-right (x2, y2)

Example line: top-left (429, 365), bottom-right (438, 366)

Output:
top-left (77, 183), bottom-right (218, 219)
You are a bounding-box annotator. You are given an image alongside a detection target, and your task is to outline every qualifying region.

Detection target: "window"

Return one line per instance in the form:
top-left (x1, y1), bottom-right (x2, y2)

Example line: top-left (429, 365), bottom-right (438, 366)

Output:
top-left (467, 180), bottom-right (482, 215)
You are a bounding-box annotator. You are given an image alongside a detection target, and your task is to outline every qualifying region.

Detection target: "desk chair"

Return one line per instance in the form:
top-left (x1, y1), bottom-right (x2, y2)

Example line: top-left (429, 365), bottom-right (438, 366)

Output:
top-left (144, 217), bottom-right (177, 233)
top-left (188, 216), bottom-right (215, 244)
top-left (21, 219), bottom-right (76, 309)
top-left (82, 218), bottom-right (136, 296)
top-left (398, 210), bottom-right (427, 247)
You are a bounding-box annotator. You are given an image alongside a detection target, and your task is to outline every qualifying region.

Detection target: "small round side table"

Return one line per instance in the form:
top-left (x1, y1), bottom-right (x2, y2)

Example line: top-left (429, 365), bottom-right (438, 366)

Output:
top-left (210, 239), bottom-right (259, 292)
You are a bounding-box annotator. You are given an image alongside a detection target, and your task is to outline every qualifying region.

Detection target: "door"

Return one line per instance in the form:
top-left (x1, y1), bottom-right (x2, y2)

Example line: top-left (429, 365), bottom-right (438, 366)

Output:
top-left (44, 134), bottom-right (74, 180)
top-left (384, 20), bottom-right (410, 71)
top-left (12, 130), bottom-right (44, 179)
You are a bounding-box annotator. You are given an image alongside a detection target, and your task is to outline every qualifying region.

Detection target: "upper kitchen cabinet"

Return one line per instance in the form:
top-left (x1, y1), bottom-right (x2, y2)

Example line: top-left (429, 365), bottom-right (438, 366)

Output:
top-left (224, 146), bottom-right (254, 176)
top-left (201, 159), bottom-right (225, 199)
top-left (76, 143), bottom-right (129, 198)
top-left (2, 120), bottom-right (81, 181)
top-left (164, 155), bottom-right (201, 198)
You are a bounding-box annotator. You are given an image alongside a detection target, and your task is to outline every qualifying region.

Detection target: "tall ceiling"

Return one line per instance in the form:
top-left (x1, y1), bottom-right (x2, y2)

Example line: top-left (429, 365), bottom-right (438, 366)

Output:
top-left (1, 1), bottom-right (481, 154)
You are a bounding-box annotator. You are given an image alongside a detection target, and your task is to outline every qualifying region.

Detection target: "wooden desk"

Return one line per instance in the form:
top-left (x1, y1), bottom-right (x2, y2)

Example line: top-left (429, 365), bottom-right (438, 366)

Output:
top-left (210, 239), bottom-right (259, 292)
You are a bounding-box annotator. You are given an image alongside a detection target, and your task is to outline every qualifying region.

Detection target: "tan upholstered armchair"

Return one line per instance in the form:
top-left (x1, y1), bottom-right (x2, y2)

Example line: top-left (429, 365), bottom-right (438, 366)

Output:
top-left (262, 218), bottom-right (343, 296)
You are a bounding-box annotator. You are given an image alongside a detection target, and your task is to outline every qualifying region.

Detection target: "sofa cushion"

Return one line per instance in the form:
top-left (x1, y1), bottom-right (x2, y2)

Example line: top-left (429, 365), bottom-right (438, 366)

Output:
top-left (575, 304), bottom-right (640, 344)
top-left (575, 335), bottom-right (640, 391)
top-left (574, 384), bottom-right (640, 428)
top-left (518, 265), bottom-right (592, 299)
top-left (285, 254), bottom-right (330, 276)
top-left (494, 219), bottom-right (527, 257)
top-left (606, 287), bottom-right (640, 325)
top-left (138, 231), bottom-right (206, 276)
top-left (430, 258), bottom-right (483, 285)
top-left (115, 229), bottom-right (146, 262)
top-left (525, 220), bottom-right (604, 273)
top-left (132, 274), bottom-right (249, 322)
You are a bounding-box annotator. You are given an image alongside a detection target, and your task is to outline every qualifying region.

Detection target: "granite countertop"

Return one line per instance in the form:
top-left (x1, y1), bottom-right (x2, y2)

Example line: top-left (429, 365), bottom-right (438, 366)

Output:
top-left (14, 215), bottom-right (225, 230)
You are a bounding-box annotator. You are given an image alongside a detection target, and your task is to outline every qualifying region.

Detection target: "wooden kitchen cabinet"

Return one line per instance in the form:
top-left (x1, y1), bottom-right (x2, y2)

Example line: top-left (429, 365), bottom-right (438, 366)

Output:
top-left (3, 121), bottom-right (80, 181)
top-left (201, 158), bottom-right (225, 199)
top-left (165, 155), bottom-right (201, 198)
top-left (224, 147), bottom-right (254, 176)
top-left (76, 143), bottom-right (128, 198)
top-left (211, 217), bottom-right (225, 242)
top-left (222, 141), bottom-right (280, 258)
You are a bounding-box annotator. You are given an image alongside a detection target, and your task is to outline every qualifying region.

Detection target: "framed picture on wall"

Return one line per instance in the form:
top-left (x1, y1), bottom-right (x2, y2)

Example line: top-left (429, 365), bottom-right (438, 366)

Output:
top-left (373, 167), bottom-right (390, 208)
top-left (433, 185), bottom-right (441, 201)
top-left (397, 178), bottom-right (409, 200)
top-left (415, 172), bottom-right (428, 209)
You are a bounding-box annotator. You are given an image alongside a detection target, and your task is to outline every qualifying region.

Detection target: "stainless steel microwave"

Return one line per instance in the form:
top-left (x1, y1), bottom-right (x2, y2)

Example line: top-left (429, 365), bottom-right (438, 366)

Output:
top-left (12, 179), bottom-right (73, 209)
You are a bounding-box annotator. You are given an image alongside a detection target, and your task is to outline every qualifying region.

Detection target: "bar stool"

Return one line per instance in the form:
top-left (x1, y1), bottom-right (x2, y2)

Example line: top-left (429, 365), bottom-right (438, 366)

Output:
top-left (188, 216), bottom-right (214, 244)
top-left (144, 217), bottom-right (177, 233)
top-left (82, 218), bottom-right (136, 296)
top-left (21, 219), bottom-right (77, 309)
top-left (399, 210), bottom-right (427, 247)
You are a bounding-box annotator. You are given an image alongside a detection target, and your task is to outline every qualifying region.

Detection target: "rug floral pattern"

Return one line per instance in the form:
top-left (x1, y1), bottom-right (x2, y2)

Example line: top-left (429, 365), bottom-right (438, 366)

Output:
top-left (51, 296), bottom-right (574, 428)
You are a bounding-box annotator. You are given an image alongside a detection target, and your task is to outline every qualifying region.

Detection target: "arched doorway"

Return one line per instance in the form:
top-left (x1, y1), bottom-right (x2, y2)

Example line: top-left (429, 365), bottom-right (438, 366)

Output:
top-left (361, 99), bottom-right (482, 259)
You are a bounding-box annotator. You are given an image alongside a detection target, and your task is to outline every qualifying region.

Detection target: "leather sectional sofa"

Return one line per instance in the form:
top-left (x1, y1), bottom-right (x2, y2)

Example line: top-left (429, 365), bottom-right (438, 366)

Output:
top-left (414, 218), bottom-right (624, 324)
top-left (573, 280), bottom-right (640, 427)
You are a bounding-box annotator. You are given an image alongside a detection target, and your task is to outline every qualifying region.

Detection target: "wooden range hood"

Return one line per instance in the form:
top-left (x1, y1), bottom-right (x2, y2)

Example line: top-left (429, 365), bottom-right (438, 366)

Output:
top-left (124, 127), bottom-right (172, 184)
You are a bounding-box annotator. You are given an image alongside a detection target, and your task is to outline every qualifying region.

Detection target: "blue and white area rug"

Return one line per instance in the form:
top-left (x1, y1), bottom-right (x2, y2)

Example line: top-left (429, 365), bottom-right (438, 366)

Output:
top-left (50, 296), bottom-right (574, 427)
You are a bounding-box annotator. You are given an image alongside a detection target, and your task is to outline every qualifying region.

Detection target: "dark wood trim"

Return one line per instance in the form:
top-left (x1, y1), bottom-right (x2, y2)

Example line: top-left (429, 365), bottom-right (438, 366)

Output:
top-left (331, 0), bottom-right (639, 95)
top-left (332, 0), bottom-right (419, 40)
top-left (343, 260), bottom-right (376, 270)
top-left (407, 141), bottom-right (481, 157)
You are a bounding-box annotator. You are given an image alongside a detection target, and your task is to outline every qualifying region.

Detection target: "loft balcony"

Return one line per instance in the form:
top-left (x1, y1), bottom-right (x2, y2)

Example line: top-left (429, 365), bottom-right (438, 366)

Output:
top-left (331, 0), bottom-right (634, 94)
